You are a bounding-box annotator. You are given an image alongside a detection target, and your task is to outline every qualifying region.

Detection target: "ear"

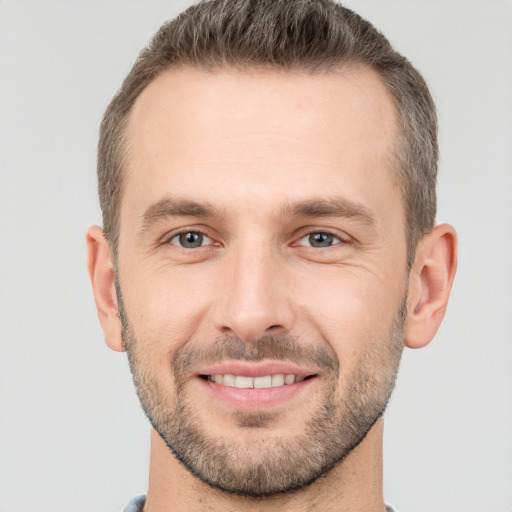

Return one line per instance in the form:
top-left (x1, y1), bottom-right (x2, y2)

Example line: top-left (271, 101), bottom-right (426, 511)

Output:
top-left (405, 224), bottom-right (458, 349)
top-left (86, 226), bottom-right (124, 352)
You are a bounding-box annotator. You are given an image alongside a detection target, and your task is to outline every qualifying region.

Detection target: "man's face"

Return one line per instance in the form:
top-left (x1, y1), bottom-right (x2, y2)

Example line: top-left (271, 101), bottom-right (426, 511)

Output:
top-left (116, 66), bottom-right (409, 496)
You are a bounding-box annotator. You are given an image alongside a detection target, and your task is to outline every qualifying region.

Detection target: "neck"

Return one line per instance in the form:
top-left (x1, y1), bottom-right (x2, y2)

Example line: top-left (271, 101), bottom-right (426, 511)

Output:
top-left (144, 418), bottom-right (387, 512)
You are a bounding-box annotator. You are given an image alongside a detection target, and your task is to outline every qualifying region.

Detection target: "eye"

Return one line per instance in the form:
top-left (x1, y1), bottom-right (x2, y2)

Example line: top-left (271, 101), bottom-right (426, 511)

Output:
top-left (298, 232), bottom-right (342, 248)
top-left (169, 231), bottom-right (212, 249)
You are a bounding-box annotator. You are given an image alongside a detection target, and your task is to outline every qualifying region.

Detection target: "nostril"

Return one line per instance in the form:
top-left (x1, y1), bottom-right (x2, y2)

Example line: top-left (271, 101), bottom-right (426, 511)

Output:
top-left (267, 325), bottom-right (281, 331)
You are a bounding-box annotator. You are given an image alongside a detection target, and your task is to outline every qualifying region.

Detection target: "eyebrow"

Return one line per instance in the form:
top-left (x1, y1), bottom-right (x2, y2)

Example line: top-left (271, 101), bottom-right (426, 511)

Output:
top-left (140, 197), bottom-right (219, 232)
top-left (282, 198), bottom-right (376, 225)
top-left (139, 195), bottom-right (376, 233)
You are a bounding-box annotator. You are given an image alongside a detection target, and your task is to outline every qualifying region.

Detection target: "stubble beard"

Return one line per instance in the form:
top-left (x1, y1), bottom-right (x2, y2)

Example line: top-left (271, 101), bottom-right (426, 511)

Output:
top-left (119, 293), bottom-right (406, 498)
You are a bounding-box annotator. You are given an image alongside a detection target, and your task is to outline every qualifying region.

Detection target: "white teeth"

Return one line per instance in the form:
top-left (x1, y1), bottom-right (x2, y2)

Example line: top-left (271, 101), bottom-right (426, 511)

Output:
top-left (254, 375), bottom-right (272, 388)
top-left (271, 374), bottom-right (285, 387)
top-left (208, 373), bottom-right (307, 388)
top-left (284, 374), bottom-right (295, 385)
top-left (235, 375), bottom-right (253, 388)
top-left (223, 374), bottom-right (235, 387)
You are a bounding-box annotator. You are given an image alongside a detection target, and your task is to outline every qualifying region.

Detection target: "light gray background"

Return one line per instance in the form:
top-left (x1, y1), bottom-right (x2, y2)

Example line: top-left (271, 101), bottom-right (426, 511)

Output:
top-left (1, 1), bottom-right (511, 511)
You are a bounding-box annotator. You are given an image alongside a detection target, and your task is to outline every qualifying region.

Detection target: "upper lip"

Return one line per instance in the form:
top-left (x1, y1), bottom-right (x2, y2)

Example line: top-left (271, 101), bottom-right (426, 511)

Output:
top-left (196, 360), bottom-right (318, 378)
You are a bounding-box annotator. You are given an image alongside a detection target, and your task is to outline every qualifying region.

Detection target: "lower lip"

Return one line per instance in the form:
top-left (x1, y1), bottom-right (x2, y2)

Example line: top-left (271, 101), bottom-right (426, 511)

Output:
top-left (197, 377), bottom-right (315, 409)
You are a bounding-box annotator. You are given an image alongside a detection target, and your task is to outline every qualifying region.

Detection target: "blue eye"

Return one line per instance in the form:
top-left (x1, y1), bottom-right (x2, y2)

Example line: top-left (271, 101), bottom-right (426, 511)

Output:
top-left (299, 232), bottom-right (341, 248)
top-left (170, 231), bottom-right (212, 249)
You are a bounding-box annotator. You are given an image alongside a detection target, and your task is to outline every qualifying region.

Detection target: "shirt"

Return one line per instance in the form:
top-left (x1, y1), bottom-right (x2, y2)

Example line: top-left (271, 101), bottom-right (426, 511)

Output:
top-left (122, 494), bottom-right (397, 511)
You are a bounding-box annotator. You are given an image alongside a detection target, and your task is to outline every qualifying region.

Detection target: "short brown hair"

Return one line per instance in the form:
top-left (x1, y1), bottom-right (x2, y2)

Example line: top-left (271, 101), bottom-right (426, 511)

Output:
top-left (98, 0), bottom-right (437, 264)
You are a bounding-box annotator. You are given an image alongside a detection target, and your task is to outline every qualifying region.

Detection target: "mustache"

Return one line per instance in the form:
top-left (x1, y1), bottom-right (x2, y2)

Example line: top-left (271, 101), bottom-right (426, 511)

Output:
top-left (171, 334), bottom-right (340, 377)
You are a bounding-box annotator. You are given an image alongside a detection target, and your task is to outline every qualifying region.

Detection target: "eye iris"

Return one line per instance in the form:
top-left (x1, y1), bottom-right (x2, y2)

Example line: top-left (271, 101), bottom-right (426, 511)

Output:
top-left (309, 232), bottom-right (333, 247)
top-left (179, 232), bottom-right (203, 248)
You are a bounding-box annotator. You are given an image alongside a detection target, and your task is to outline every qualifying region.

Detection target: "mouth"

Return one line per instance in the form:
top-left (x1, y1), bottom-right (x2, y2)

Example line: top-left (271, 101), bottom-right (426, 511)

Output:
top-left (199, 373), bottom-right (316, 389)
top-left (194, 362), bottom-right (319, 410)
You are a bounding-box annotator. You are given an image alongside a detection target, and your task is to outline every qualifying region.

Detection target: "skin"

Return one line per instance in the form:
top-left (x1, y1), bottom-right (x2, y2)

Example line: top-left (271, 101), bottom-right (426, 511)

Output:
top-left (87, 65), bottom-right (457, 511)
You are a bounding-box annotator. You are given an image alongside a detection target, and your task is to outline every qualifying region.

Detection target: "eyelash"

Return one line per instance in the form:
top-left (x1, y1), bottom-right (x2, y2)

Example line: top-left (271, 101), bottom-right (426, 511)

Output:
top-left (296, 231), bottom-right (345, 248)
top-left (163, 228), bottom-right (349, 250)
top-left (166, 229), bottom-right (214, 249)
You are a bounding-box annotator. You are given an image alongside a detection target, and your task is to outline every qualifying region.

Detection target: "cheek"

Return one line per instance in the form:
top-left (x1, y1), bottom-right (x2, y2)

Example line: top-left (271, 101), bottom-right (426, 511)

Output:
top-left (121, 266), bottom-right (214, 348)
top-left (294, 265), bottom-right (406, 359)
top-left (120, 271), bottom-right (216, 394)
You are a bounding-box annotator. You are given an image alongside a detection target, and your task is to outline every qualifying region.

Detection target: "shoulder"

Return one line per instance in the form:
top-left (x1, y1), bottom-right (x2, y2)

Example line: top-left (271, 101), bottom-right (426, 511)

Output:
top-left (122, 494), bottom-right (146, 512)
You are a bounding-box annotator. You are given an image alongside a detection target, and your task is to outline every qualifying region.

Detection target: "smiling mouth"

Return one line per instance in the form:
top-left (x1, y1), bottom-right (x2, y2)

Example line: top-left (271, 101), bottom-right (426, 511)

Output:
top-left (199, 373), bottom-right (317, 389)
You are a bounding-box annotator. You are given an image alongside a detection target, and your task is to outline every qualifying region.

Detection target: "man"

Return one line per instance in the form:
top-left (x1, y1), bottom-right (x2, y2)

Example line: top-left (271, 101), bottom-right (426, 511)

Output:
top-left (87, 0), bottom-right (457, 510)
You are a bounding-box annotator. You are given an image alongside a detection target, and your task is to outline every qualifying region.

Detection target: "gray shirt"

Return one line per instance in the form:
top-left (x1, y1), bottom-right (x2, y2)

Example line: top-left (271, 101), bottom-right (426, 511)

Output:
top-left (122, 494), bottom-right (397, 511)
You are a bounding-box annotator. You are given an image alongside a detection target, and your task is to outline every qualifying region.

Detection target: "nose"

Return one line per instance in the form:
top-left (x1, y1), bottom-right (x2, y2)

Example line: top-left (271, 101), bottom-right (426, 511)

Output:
top-left (212, 247), bottom-right (294, 342)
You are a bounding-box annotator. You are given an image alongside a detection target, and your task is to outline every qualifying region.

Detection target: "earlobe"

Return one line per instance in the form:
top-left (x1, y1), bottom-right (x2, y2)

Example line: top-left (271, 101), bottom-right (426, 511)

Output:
top-left (86, 226), bottom-right (124, 352)
top-left (405, 224), bottom-right (458, 349)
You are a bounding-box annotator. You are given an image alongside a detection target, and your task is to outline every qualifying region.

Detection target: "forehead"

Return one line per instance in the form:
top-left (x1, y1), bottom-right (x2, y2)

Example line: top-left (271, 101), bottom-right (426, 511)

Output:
top-left (122, 65), bottom-right (399, 221)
